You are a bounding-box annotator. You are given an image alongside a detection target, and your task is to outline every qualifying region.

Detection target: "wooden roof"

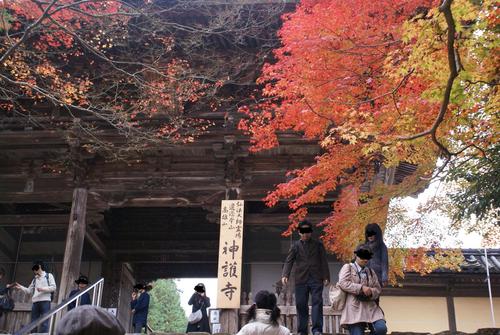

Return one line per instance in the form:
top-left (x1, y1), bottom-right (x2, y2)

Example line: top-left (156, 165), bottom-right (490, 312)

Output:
top-left (0, 1), bottom-right (417, 280)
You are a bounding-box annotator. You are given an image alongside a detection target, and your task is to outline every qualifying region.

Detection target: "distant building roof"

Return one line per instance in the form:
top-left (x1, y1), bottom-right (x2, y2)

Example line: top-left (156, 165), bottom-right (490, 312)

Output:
top-left (460, 249), bottom-right (500, 274)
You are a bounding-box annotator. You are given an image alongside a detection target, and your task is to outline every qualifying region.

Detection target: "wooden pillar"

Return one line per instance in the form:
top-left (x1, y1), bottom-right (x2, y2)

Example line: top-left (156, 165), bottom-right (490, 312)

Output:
top-left (447, 284), bottom-right (457, 334)
top-left (58, 187), bottom-right (88, 303)
top-left (219, 308), bottom-right (239, 334)
top-left (102, 262), bottom-right (122, 309)
top-left (102, 262), bottom-right (134, 330)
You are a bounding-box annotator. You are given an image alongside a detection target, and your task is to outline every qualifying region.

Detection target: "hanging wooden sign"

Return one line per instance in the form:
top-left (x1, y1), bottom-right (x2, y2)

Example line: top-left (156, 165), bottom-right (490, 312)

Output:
top-left (216, 200), bottom-right (244, 308)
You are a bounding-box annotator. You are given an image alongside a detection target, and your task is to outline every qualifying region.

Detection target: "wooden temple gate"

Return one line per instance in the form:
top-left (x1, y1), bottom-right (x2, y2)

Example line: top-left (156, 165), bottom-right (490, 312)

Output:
top-left (0, 1), bottom-right (424, 334)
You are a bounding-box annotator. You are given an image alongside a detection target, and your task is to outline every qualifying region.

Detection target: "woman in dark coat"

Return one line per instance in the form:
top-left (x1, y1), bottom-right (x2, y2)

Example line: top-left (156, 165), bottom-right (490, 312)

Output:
top-left (186, 283), bottom-right (211, 333)
top-left (364, 223), bottom-right (389, 287)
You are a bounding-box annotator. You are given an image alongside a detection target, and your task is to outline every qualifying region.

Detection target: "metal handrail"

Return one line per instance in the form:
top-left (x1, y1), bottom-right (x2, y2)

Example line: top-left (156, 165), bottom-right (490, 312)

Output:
top-left (14, 278), bottom-right (105, 335)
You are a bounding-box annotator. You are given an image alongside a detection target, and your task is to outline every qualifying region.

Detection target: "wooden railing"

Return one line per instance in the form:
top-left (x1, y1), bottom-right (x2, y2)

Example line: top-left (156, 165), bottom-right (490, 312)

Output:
top-left (240, 291), bottom-right (346, 334)
top-left (0, 279), bottom-right (104, 335)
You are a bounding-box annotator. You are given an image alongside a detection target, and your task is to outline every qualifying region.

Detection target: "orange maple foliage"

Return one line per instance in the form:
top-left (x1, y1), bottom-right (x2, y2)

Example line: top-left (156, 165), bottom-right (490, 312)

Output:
top-left (240, 0), bottom-right (497, 277)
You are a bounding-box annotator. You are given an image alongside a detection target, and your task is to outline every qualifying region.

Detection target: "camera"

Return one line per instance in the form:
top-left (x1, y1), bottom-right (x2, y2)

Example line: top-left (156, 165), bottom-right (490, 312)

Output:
top-left (356, 293), bottom-right (370, 301)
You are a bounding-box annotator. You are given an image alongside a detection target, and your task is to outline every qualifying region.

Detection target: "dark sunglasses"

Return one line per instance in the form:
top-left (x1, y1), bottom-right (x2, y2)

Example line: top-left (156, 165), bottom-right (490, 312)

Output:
top-left (355, 250), bottom-right (373, 260)
top-left (299, 227), bottom-right (313, 233)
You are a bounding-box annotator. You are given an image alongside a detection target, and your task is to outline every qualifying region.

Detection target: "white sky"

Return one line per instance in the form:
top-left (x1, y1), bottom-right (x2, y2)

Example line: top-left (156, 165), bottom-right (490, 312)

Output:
top-left (388, 180), bottom-right (491, 248)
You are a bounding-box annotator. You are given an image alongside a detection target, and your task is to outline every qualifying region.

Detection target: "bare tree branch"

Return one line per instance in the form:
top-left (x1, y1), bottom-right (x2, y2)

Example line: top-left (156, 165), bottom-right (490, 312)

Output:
top-left (0, 0), bottom-right (58, 64)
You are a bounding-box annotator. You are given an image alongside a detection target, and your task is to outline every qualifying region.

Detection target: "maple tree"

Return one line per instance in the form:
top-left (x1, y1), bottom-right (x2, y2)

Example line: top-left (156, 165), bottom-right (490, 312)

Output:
top-left (0, 0), bottom-right (286, 164)
top-left (240, 0), bottom-right (498, 278)
top-left (0, 0), bottom-right (212, 157)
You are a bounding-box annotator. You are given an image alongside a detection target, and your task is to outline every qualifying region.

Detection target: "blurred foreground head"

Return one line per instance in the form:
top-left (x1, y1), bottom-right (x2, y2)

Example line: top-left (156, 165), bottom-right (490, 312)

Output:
top-left (56, 305), bottom-right (125, 335)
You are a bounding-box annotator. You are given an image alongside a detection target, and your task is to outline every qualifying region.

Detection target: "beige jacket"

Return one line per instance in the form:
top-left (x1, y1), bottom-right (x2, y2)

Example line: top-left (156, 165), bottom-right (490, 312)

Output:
top-left (236, 309), bottom-right (291, 335)
top-left (338, 263), bottom-right (384, 326)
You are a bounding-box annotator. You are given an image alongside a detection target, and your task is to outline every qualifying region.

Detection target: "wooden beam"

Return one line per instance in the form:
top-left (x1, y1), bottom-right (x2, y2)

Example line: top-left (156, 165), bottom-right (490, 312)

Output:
top-left (447, 294), bottom-right (457, 334)
top-left (206, 213), bottom-right (329, 225)
top-left (111, 231), bottom-right (218, 241)
top-left (116, 251), bottom-right (218, 263)
top-left (134, 263), bottom-right (218, 282)
top-left (58, 188), bottom-right (88, 304)
top-left (109, 240), bottom-right (217, 251)
top-left (0, 227), bottom-right (16, 260)
top-left (85, 228), bottom-right (107, 260)
top-left (0, 214), bottom-right (68, 226)
top-left (0, 191), bottom-right (73, 203)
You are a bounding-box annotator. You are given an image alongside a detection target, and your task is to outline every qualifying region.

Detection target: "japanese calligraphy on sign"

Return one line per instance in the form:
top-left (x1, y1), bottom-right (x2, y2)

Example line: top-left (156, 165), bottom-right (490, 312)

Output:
top-left (217, 200), bottom-right (244, 308)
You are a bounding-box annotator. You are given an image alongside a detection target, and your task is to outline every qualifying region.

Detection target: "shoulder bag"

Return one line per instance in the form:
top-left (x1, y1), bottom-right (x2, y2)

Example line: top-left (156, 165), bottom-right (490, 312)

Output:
top-left (188, 300), bottom-right (204, 324)
top-left (329, 264), bottom-right (356, 310)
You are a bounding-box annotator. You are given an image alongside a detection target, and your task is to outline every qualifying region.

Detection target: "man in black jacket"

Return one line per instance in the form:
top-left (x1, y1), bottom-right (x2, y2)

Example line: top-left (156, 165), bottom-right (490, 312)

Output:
top-left (281, 220), bottom-right (330, 335)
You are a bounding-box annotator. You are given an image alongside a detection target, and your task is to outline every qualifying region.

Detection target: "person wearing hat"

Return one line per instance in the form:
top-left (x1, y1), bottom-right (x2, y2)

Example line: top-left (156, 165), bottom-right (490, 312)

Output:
top-left (12, 260), bottom-right (57, 333)
top-left (236, 290), bottom-right (290, 335)
top-left (56, 305), bottom-right (125, 335)
top-left (281, 220), bottom-right (330, 335)
top-left (130, 283), bottom-right (151, 334)
top-left (338, 244), bottom-right (386, 335)
top-left (364, 223), bottom-right (389, 287)
top-left (67, 275), bottom-right (91, 311)
top-left (186, 283), bottom-right (211, 333)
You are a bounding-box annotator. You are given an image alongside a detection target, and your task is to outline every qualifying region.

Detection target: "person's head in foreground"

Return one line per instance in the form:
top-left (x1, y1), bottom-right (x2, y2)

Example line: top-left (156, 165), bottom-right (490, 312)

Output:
top-left (246, 290), bottom-right (281, 326)
top-left (56, 305), bottom-right (125, 335)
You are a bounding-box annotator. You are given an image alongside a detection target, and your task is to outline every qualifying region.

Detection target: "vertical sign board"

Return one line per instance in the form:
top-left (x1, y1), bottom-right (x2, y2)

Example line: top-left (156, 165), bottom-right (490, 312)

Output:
top-left (216, 200), bottom-right (244, 308)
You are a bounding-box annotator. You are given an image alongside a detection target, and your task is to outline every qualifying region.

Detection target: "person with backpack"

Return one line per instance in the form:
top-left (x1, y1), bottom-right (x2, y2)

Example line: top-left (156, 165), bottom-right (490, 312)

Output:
top-left (338, 244), bottom-right (386, 335)
top-left (13, 260), bottom-right (57, 333)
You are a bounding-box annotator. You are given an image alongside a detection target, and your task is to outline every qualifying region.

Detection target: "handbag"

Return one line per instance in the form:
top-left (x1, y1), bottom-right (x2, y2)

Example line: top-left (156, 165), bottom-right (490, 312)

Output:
top-left (330, 263), bottom-right (356, 310)
top-left (329, 282), bottom-right (347, 311)
top-left (0, 291), bottom-right (15, 311)
top-left (188, 309), bottom-right (202, 324)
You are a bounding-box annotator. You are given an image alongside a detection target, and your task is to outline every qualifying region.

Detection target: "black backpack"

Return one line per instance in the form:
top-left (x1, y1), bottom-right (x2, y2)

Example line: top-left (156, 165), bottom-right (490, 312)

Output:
top-left (0, 290), bottom-right (15, 311)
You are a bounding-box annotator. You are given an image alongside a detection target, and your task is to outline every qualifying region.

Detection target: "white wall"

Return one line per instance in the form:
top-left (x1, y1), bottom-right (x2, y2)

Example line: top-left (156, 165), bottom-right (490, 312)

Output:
top-left (381, 296), bottom-right (449, 333)
top-left (455, 297), bottom-right (500, 332)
